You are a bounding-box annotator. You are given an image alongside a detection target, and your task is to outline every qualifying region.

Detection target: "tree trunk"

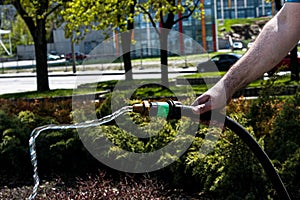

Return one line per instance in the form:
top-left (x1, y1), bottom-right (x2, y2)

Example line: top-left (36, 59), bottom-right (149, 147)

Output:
top-left (119, 0), bottom-right (136, 81)
top-left (159, 6), bottom-right (174, 87)
top-left (71, 38), bottom-right (77, 73)
top-left (290, 45), bottom-right (299, 81)
top-left (121, 30), bottom-right (133, 81)
top-left (34, 19), bottom-right (50, 92)
top-left (160, 28), bottom-right (169, 87)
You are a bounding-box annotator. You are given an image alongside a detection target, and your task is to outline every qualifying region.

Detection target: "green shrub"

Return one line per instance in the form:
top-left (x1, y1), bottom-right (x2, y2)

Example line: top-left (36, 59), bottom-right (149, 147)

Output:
top-left (246, 78), bottom-right (284, 137)
top-left (266, 92), bottom-right (300, 162)
top-left (183, 114), bottom-right (268, 199)
top-left (96, 94), bottom-right (112, 119)
top-left (0, 84), bottom-right (299, 199)
top-left (0, 110), bottom-right (31, 178)
top-left (263, 92), bottom-right (300, 199)
top-left (0, 99), bottom-right (100, 184)
top-left (280, 148), bottom-right (300, 199)
top-left (79, 115), bottom-right (197, 172)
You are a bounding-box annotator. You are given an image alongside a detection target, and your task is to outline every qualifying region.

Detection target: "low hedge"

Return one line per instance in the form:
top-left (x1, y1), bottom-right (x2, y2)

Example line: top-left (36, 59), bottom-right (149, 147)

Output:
top-left (0, 85), bottom-right (299, 199)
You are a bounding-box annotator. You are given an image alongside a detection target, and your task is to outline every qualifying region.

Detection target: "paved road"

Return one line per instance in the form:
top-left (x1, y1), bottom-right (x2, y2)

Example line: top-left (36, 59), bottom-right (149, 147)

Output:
top-left (0, 67), bottom-right (197, 95)
top-left (0, 59), bottom-right (64, 69)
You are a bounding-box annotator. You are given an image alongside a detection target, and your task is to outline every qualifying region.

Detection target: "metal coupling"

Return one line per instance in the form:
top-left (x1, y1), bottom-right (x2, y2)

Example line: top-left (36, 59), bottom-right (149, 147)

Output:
top-left (132, 100), bottom-right (151, 116)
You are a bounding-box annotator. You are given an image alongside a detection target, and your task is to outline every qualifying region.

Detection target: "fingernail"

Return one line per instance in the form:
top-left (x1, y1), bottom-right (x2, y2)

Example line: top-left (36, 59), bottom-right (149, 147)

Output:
top-left (199, 105), bottom-right (205, 110)
top-left (192, 107), bottom-right (198, 113)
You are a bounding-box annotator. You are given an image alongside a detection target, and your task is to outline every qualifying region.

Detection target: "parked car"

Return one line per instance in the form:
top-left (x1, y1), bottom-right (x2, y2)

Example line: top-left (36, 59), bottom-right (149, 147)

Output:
top-left (47, 53), bottom-right (61, 60)
top-left (65, 52), bottom-right (87, 61)
top-left (49, 50), bottom-right (65, 59)
top-left (268, 52), bottom-right (300, 75)
top-left (232, 41), bottom-right (244, 50)
top-left (247, 42), bottom-right (254, 49)
top-left (197, 53), bottom-right (242, 72)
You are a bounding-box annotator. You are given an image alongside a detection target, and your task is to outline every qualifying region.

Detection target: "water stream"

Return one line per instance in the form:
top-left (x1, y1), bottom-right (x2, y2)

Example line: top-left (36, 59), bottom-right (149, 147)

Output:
top-left (28, 106), bottom-right (133, 200)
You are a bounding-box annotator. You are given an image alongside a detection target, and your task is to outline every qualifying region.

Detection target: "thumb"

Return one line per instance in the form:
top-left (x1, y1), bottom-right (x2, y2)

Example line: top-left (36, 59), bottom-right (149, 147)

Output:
top-left (192, 101), bottom-right (212, 115)
top-left (191, 94), bottom-right (210, 106)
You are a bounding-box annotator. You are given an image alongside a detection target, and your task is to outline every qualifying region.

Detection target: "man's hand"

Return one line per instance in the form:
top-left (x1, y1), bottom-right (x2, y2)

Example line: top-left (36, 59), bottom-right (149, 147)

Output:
top-left (191, 81), bottom-right (228, 114)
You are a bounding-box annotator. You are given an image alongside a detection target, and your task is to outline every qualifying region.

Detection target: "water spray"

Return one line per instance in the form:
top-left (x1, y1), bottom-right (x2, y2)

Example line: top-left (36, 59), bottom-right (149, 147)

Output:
top-left (28, 106), bottom-right (132, 200)
top-left (28, 100), bottom-right (290, 200)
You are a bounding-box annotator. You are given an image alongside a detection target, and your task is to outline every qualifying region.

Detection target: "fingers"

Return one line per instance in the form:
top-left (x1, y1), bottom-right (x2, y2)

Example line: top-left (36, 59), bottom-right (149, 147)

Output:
top-left (191, 94), bottom-right (212, 115)
top-left (191, 93), bottom-right (210, 106)
top-left (192, 101), bottom-right (212, 115)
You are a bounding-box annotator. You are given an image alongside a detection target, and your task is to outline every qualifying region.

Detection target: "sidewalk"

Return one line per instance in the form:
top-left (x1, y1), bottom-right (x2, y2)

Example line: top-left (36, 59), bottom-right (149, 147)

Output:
top-left (0, 67), bottom-right (198, 95)
top-left (0, 66), bottom-right (198, 78)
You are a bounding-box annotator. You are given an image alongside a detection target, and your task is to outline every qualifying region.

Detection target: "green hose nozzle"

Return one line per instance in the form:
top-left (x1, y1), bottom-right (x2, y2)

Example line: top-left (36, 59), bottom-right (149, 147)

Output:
top-left (132, 100), bottom-right (200, 120)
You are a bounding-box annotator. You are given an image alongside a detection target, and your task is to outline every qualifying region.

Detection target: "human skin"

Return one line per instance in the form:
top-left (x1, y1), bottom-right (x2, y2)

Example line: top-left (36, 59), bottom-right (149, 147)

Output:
top-left (192, 3), bottom-right (300, 114)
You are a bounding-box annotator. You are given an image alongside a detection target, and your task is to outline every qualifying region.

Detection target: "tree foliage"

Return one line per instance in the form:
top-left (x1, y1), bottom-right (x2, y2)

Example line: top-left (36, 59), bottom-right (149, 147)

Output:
top-left (62, 0), bottom-right (203, 84)
top-left (137, 0), bottom-right (201, 86)
top-left (62, 0), bottom-right (137, 80)
top-left (12, 15), bottom-right (33, 46)
top-left (62, 0), bottom-right (136, 38)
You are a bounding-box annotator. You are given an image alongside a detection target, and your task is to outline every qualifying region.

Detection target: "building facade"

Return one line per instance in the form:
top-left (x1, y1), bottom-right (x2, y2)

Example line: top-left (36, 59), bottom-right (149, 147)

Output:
top-left (114, 0), bottom-right (218, 58)
top-left (86, 0), bottom-right (274, 58)
top-left (216, 0), bottom-right (273, 20)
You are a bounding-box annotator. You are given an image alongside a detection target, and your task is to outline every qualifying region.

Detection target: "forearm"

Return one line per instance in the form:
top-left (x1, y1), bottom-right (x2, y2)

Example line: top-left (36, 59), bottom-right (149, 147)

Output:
top-left (221, 3), bottom-right (300, 98)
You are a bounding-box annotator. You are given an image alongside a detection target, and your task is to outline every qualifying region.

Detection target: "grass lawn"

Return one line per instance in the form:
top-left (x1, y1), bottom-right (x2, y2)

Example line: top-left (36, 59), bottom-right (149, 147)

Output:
top-left (180, 71), bottom-right (226, 78)
top-left (0, 71), bottom-right (298, 99)
top-left (0, 89), bottom-right (75, 99)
